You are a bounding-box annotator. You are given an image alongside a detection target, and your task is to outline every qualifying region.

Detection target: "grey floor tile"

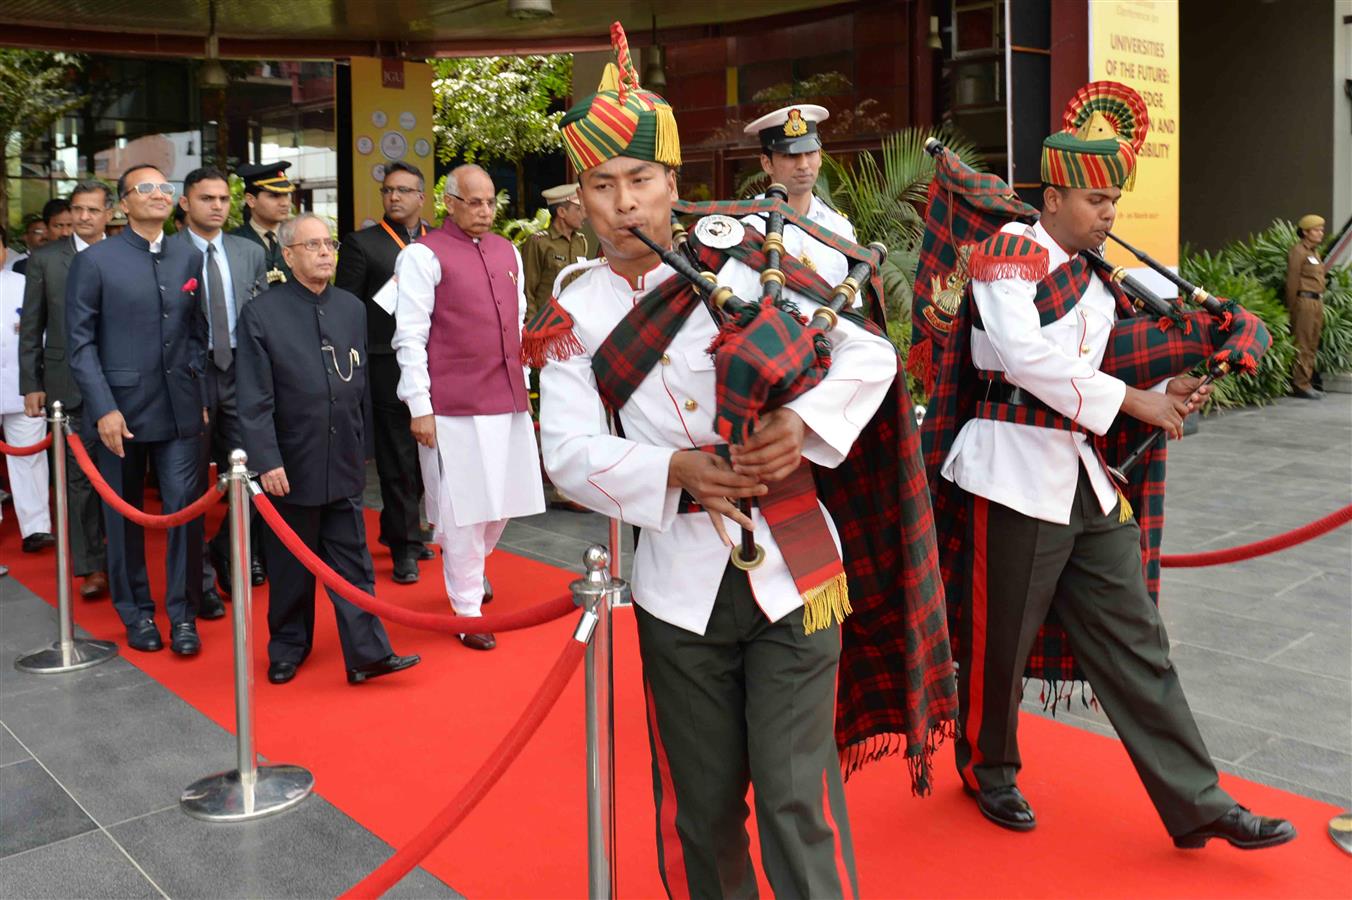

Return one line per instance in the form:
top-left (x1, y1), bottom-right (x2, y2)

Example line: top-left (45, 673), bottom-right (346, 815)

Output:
top-left (108, 799), bottom-right (457, 900)
top-left (1188, 712), bottom-right (1282, 766)
top-left (1236, 736), bottom-right (1352, 802)
top-left (0, 829), bottom-right (159, 899)
top-left (2, 678), bottom-right (236, 826)
top-left (1222, 762), bottom-right (1351, 810)
top-left (0, 725), bottom-right (31, 767)
top-left (1157, 602), bottom-right (1312, 662)
top-left (0, 759), bottom-right (96, 858)
top-left (1265, 628), bottom-right (1352, 676)
top-left (1169, 643), bottom-right (1351, 751)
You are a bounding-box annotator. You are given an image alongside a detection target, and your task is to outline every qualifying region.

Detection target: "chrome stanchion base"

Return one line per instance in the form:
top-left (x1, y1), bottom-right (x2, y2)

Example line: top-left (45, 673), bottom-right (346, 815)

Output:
top-left (15, 639), bottom-right (119, 674)
top-left (180, 764), bottom-right (314, 822)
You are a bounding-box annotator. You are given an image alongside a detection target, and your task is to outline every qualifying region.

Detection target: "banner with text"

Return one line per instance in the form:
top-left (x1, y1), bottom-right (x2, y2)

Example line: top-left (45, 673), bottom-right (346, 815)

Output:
top-left (1089, 1), bottom-right (1180, 297)
top-left (349, 57), bottom-right (435, 231)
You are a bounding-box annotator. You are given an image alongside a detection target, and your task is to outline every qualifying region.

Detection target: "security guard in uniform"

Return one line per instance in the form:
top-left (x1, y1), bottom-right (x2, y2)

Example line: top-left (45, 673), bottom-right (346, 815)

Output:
top-left (1286, 213), bottom-right (1327, 399)
top-left (232, 161), bottom-right (295, 285)
top-left (520, 183), bottom-right (597, 321)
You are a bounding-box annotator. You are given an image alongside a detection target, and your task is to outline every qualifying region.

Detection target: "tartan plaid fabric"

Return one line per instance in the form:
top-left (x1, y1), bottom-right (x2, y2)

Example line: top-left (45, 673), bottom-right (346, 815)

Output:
top-left (909, 146), bottom-right (1039, 392)
top-left (688, 222), bottom-right (957, 793)
top-left (521, 293), bottom-right (586, 368)
top-left (968, 232), bottom-right (1049, 282)
top-left (588, 274), bottom-right (700, 412)
top-left (923, 252), bottom-right (1272, 687)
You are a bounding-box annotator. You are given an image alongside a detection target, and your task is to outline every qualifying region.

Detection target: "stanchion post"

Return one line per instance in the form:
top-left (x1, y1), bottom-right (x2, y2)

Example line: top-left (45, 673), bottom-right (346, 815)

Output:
top-left (571, 545), bottom-right (630, 899)
top-left (181, 449), bottom-right (314, 822)
top-left (15, 401), bottom-right (118, 674)
top-left (606, 517), bottom-right (630, 608)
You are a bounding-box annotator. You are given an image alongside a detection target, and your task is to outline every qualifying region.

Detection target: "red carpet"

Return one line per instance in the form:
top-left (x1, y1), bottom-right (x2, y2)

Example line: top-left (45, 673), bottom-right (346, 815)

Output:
top-left (2, 503), bottom-right (1348, 898)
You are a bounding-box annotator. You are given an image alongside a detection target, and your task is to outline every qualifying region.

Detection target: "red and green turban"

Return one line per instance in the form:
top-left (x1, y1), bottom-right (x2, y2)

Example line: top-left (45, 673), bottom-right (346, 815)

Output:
top-left (1041, 80), bottom-right (1148, 191)
top-left (560, 22), bottom-right (681, 173)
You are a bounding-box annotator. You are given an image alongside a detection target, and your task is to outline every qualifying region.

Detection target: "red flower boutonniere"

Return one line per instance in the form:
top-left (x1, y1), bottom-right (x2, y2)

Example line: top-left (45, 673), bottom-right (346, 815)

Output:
top-left (182, 277), bottom-right (199, 293)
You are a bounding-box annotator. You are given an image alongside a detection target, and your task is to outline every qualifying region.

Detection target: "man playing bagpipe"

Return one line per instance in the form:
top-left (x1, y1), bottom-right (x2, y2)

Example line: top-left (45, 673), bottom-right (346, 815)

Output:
top-left (915, 81), bottom-right (1295, 850)
top-left (528, 22), bottom-right (956, 897)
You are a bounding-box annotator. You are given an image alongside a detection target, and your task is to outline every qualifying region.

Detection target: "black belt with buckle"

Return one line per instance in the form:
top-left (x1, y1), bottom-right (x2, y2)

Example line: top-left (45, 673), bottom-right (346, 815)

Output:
top-left (1297, 290), bottom-right (1322, 300)
top-left (984, 381), bottom-right (1039, 408)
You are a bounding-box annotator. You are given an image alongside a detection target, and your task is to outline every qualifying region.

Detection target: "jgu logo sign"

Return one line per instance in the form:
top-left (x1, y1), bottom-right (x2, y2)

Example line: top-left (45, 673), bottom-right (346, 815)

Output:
top-left (380, 58), bottom-right (405, 89)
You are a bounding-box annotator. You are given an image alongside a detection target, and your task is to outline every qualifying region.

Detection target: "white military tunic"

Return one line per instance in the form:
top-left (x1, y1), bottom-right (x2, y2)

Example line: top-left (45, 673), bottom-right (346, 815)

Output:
top-left (743, 193), bottom-right (857, 290)
top-left (941, 219), bottom-right (1170, 524)
top-left (539, 257), bottom-right (896, 636)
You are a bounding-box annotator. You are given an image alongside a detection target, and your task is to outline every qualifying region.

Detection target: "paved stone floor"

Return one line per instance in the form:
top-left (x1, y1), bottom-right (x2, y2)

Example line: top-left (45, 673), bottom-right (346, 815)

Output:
top-left (2, 392), bottom-right (1349, 897)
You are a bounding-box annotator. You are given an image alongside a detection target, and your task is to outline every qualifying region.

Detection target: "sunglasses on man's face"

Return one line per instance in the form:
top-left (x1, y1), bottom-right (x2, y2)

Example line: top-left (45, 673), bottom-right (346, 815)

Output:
top-left (124, 182), bottom-right (176, 198)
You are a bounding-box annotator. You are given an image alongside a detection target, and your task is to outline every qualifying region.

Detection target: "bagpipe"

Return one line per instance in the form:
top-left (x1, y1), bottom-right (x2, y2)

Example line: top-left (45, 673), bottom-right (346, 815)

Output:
top-left (627, 184), bottom-right (888, 570)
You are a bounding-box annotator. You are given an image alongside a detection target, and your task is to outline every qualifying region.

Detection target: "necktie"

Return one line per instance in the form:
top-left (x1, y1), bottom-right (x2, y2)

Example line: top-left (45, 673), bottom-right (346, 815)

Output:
top-left (207, 244), bottom-right (232, 371)
top-left (264, 230), bottom-right (277, 256)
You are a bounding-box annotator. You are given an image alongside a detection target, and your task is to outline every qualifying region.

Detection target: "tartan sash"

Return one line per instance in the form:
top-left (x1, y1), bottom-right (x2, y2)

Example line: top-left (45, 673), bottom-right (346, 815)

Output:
top-left (589, 274), bottom-right (700, 412)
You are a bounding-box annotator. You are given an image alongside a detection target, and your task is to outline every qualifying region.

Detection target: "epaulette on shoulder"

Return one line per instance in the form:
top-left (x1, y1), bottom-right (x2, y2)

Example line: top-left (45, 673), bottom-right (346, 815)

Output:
top-left (529, 230), bottom-right (547, 240)
top-left (968, 231), bottom-right (1048, 283)
top-left (551, 256), bottom-right (607, 300)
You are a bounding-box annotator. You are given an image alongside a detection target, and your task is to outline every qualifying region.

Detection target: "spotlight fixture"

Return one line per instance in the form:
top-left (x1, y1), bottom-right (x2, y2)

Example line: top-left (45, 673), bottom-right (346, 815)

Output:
top-left (198, 0), bottom-right (229, 89)
top-left (927, 15), bottom-right (943, 51)
top-left (643, 17), bottom-right (666, 92)
top-left (507, 0), bottom-right (554, 19)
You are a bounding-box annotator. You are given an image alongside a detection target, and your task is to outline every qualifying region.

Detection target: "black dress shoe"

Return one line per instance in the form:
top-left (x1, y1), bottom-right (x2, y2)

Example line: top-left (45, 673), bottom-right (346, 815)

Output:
top-left (483, 575), bottom-right (494, 605)
top-left (1173, 804), bottom-right (1297, 850)
top-left (391, 555), bottom-right (420, 584)
top-left (199, 588), bottom-right (226, 620)
top-left (170, 622), bottom-right (201, 656)
top-left (347, 653), bottom-right (421, 684)
top-left (459, 632), bottom-right (497, 651)
top-left (126, 618), bottom-right (163, 652)
top-left (251, 556), bottom-right (267, 586)
top-left (21, 532), bottom-right (55, 553)
top-left (209, 545), bottom-right (232, 597)
top-left (967, 784), bottom-right (1036, 831)
top-left (268, 660), bottom-right (299, 684)
top-left (414, 544), bottom-right (435, 561)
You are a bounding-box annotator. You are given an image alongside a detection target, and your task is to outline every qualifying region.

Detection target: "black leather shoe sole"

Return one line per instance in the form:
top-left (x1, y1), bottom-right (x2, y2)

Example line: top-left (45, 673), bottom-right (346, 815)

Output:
top-left (391, 569), bottom-right (420, 584)
top-left (965, 785), bottom-right (1037, 832)
top-left (1174, 826), bottom-right (1297, 850)
top-left (127, 635), bottom-right (163, 652)
top-left (199, 593), bottom-right (227, 620)
top-left (268, 662), bottom-right (299, 684)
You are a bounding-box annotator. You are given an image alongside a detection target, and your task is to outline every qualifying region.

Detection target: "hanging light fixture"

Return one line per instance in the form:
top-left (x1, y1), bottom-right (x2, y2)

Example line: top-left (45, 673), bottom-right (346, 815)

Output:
top-left (927, 15), bottom-right (943, 51)
top-left (507, 0), bottom-right (554, 19)
top-left (199, 0), bottom-right (229, 89)
top-left (643, 15), bottom-right (667, 92)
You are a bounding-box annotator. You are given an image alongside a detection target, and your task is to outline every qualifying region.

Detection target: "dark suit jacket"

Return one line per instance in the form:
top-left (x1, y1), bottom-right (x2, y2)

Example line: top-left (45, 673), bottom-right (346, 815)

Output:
top-left (231, 221), bottom-right (292, 283)
top-left (66, 228), bottom-right (209, 443)
top-left (334, 216), bottom-right (427, 354)
top-left (237, 280), bottom-right (369, 506)
top-left (18, 237), bottom-right (82, 409)
top-left (171, 229), bottom-right (268, 324)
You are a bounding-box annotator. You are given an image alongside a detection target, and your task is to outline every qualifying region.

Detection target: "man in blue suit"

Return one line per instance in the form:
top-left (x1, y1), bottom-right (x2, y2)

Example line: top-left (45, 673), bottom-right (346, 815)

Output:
top-left (67, 163), bottom-right (210, 655)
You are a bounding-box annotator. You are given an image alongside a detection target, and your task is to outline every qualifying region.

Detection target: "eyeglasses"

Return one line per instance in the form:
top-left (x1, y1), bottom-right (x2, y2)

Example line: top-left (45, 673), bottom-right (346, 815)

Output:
top-left (448, 193), bottom-right (495, 211)
top-left (124, 182), bottom-right (175, 198)
top-left (287, 238), bottom-right (340, 253)
top-left (380, 186), bottom-right (422, 196)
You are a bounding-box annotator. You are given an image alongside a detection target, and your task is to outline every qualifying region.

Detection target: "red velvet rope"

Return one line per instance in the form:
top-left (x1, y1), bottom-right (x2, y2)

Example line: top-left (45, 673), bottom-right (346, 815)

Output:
top-left (251, 491), bottom-right (578, 633)
top-left (0, 434), bottom-right (52, 456)
top-left (340, 635), bottom-right (586, 900)
top-left (67, 433), bottom-right (224, 528)
top-left (1160, 503), bottom-right (1352, 568)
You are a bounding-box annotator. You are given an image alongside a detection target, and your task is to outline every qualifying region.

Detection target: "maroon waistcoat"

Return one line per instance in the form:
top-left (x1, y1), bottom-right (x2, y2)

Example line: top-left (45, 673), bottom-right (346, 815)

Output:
top-left (417, 221), bottom-right (529, 416)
